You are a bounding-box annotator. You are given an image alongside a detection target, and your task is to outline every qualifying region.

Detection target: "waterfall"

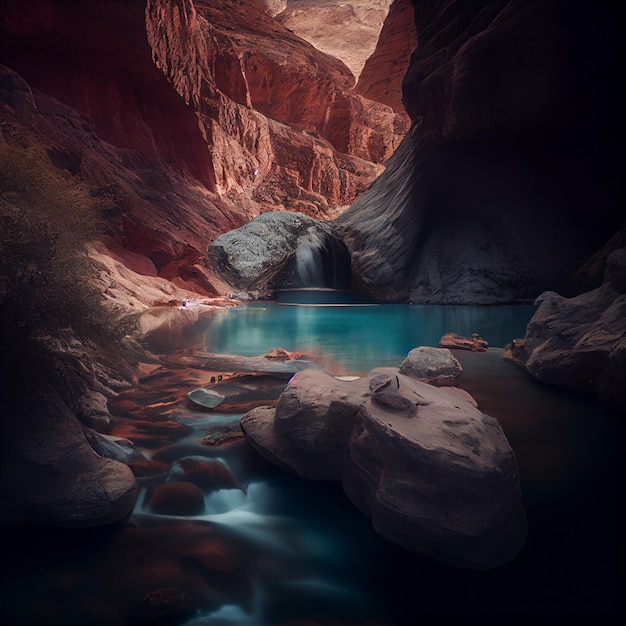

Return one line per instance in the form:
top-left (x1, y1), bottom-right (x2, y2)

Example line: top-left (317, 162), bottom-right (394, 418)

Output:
top-left (293, 229), bottom-right (351, 290)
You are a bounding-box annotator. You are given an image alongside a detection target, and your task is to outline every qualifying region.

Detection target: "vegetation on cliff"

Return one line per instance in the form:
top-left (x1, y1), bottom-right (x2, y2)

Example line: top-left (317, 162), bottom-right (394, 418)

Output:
top-left (0, 139), bottom-right (133, 409)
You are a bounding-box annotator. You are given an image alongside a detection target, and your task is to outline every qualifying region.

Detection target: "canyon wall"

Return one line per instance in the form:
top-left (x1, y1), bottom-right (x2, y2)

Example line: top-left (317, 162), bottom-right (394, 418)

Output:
top-left (0, 0), bottom-right (244, 296)
top-left (0, 0), bottom-right (414, 294)
top-left (337, 0), bottom-right (623, 302)
top-left (145, 0), bottom-right (410, 217)
top-left (0, 0), bottom-right (415, 526)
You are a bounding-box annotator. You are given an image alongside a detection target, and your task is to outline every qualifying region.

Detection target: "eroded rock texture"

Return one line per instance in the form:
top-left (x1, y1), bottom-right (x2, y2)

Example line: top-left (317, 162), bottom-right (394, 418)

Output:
top-left (0, 2), bottom-right (243, 297)
top-left (0, 0), bottom-right (412, 298)
top-left (208, 212), bottom-right (351, 292)
top-left (337, 0), bottom-right (623, 302)
top-left (145, 0), bottom-right (409, 216)
top-left (275, 0), bottom-right (394, 81)
top-left (241, 367), bottom-right (526, 569)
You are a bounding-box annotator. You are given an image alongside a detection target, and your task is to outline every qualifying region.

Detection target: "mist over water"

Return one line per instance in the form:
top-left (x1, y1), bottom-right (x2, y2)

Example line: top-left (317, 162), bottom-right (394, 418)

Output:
top-left (133, 432), bottom-right (385, 626)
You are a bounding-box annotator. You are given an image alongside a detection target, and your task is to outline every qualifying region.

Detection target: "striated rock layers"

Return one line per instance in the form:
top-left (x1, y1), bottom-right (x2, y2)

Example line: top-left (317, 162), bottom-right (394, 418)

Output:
top-left (241, 367), bottom-right (526, 569)
top-left (0, 1), bottom-right (244, 297)
top-left (504, 248), bottom-right (626, 412)
top-left (145, 0), bottom-right (410, 217)
top-left (336, 0), bottom-right (623, 302)
top-left (0, 0), bottom-right (413, 297)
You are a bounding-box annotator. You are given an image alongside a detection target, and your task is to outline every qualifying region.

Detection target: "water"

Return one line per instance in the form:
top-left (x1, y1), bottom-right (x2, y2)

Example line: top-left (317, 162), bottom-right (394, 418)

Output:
top-left (130, 438), bottom-right (383, 625)
top-left (2, 299), bottom-right (623, 624)
top-left (292, 231), bottom-right (351, 290)
top-left (203, 299), bottom-right (537, 374)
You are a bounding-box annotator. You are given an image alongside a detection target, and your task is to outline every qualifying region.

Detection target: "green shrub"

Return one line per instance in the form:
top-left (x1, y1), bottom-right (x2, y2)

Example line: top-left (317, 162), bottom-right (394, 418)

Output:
top-left (0, 140), bottom-right (126, 398)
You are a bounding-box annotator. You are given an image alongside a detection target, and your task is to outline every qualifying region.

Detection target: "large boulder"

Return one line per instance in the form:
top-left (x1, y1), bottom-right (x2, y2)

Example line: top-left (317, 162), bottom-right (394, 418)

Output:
top-left (504, 248), bottom-right (626, 411)
top-left (241, 367), bottom-right (526, 569)
top-left (0, 393), bottom-right (138, 527)
top-left (399, 346), bottom-right (463, 386)
top-left (208, 212), bottom-right (351, 292)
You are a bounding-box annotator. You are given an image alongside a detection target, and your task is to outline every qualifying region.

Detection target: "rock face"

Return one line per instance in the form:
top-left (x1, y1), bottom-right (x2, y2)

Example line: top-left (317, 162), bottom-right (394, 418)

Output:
top-left (0, 51), bottom-right (240, 301)
top-left (504, 248), bottom-right (626, 411)
top-left (209, 212), bottom-right (351, 291)
top-left (355, 0), bottom-right (417, 114)
top-left (276, 0), bottom-right (394, 81)
top-left (439, 332), bottom-right (488, 352)
top-left (145, 0), bottom-right (408, 217)
top-left (0, 393), bottom-right (138, 527)
top-left (241, 367), bottom-right (526, 569)
top-left (0, 0), bottom-right (410, 300)
top-left (337, 0), bottom-right (622, 302)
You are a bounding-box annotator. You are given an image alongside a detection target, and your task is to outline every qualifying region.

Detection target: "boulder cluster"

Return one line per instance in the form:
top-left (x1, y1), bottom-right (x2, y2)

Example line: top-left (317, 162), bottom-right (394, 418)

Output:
top-left (241, 347), bottom-right (527, 569)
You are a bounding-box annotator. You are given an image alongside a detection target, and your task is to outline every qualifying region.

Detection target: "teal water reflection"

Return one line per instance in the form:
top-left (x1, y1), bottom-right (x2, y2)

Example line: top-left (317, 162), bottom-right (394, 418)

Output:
top-left (203, 302), bottom-right (537, 374)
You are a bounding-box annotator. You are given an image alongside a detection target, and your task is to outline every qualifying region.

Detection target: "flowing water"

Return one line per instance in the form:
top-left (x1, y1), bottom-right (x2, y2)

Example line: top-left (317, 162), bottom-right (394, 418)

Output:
top-left (2, 297), bottom-right (623, 624)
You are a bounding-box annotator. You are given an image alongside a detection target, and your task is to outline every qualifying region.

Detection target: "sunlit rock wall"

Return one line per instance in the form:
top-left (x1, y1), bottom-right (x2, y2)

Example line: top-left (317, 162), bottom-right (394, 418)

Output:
top-left (0, 0), bottom-right (414, 295)
top-left (355, 0), bottom-right (417, 114)
top-left (145, 0), bottom-right (410, 217)
top-left (275, 0), bottom-right (394, 81)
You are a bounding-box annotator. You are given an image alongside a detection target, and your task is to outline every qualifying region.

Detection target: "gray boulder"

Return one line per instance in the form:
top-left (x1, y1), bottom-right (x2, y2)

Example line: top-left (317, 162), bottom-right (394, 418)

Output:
top-left (399, 346), bottom-right (463, 386)
top-left (505, 248), bottom-right (626, 411)
top-left (207, 212), bottom-right (351, 291)
top-left (241, 367), bottom-right (526, 569)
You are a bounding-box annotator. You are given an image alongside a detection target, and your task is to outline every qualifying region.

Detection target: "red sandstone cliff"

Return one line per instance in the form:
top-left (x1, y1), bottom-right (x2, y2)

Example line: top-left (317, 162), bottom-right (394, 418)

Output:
top-left (0, 0), bottom-right (245, 296)
top-left (0, 0), bottom-right (413, 293)
top-left (145, 0), bottom-right (409, 216)
top-left (276, 0), bottom-right (394, 81)
top-left (356, 0), bottom-right (417, 114)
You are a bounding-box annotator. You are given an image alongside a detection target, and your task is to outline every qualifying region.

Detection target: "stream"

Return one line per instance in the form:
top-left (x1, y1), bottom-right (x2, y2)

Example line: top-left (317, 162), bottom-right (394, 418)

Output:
top-left (1, 298), bottom-right (623, 624)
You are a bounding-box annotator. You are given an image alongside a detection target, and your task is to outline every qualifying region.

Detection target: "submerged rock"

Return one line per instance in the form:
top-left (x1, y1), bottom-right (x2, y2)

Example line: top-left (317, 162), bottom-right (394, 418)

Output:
top-left (146, 482), bottom-right (205, 516)
top-left (167, 456), bottom-right (241, 492)
top-left (439, 332), bottom-right (488, 352)
top-left (241, 367), bottom-right (526, 569)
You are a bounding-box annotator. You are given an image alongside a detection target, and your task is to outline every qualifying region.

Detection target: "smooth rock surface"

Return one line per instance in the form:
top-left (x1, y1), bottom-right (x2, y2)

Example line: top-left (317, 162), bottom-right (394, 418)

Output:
top-left (166, 456), bottom-right (241, 492)
top-left (187, 388), bottom-right (226, 409)
top-left (505, 249), bottom-right (626, 411)
top-left (241, 367), bottom-right (526, 568)
top-left (336, 1), bottom-right (622, 302)
top-left (0, 393), bottom-right (138, 527)
top-left (399, 346), bottom-right (463, 386)
top-left (146, 482), bottom-right (205, 516)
